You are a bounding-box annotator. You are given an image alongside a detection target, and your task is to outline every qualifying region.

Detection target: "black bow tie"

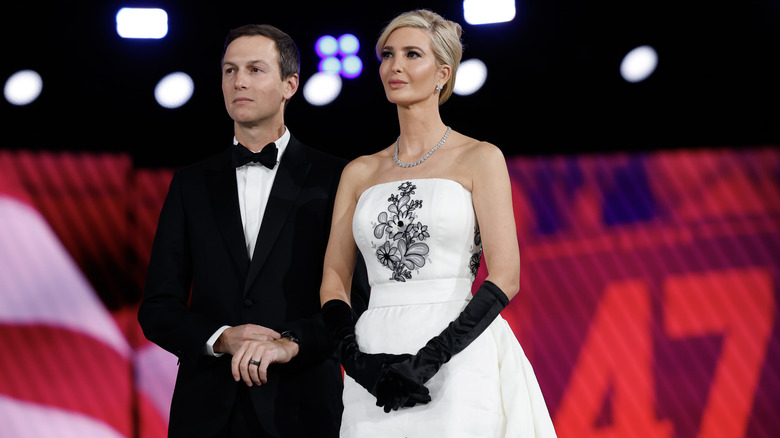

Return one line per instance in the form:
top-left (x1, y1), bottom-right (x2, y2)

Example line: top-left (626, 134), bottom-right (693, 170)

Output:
top-left (232, 142), bottom-right (278, 169)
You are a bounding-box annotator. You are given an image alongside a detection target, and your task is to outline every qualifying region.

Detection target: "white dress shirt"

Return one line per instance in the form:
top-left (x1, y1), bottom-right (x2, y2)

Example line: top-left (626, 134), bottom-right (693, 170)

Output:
top-left (235, 128), bottom-right (289, 260)
top-left (204, 128), bottom-right (290, 356)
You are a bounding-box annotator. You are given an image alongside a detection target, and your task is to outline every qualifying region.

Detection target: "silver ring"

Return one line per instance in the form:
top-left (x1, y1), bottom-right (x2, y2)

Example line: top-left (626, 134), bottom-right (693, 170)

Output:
top-left (248, 359), bottom-right (261, 367)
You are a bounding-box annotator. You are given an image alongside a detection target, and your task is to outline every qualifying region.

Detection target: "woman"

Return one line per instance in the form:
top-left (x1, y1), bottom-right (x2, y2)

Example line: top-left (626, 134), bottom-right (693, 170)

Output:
top-left (320, 9), bottom-right (557, 437)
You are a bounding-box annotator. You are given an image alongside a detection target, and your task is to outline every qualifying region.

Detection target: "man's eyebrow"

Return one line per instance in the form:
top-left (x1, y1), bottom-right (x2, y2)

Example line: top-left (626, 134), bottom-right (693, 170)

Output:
top-left (222, 59), bottom-right (269, 67)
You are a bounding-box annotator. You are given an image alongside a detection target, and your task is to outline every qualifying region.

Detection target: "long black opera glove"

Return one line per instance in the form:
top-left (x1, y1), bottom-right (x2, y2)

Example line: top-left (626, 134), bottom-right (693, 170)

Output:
top-left (374, 281), bottom-right (510, 410)
top-left (322, 299), bottom-right (431, 411)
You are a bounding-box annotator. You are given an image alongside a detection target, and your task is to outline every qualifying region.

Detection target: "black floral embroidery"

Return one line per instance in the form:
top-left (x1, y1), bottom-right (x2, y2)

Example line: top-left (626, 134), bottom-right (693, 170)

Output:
top-left (373, 182), bottom-right (429, 282)
top-left (469, 227), bottom-right (482, 277)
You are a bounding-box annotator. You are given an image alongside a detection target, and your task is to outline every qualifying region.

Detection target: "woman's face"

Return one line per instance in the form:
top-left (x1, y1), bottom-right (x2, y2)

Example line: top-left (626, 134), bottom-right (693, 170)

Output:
top-left (379, 27), bottom-right (447, 106)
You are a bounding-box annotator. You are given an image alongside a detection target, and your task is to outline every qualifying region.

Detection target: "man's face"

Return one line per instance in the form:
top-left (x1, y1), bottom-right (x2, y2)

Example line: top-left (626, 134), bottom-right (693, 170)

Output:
top-left (221, 35), bottom-right (296, 128)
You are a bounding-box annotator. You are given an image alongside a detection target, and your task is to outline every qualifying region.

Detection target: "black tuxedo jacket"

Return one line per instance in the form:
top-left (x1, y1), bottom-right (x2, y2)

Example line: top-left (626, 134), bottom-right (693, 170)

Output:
top-left (139, 135), bottom-right (367, 437)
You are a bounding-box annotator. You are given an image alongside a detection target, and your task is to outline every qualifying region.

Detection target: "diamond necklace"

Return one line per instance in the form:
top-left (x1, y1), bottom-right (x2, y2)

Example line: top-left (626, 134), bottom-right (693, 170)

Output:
top-left (393, 126), bottom-right (451, 168)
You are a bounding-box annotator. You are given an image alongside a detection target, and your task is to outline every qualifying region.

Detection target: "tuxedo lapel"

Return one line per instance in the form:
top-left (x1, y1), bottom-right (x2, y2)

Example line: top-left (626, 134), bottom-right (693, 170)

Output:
top-left (206, 148), bottom-right (250, 278)
top-left (244, 137), bottom-right (311, 294)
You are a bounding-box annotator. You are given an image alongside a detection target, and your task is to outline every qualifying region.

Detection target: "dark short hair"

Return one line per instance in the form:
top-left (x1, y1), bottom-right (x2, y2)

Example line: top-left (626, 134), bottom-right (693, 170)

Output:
top-left (222, 24), bottom-right (300, 80)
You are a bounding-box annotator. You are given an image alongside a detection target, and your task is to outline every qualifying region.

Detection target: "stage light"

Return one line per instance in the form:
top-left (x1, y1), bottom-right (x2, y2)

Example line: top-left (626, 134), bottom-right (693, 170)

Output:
top-left (620, 45), bottom-right (658, 83)
top-left (303, 72), bottom-right (342, 106)
top-left (154, 72), bottom-right (194, 109)
top-left (4, 69), bottom-right (43, 106)
top-left (315, 33), bottom-right (363, 80)
top-left (116, 8), bottom-right (168, 39)
top-left (463, 0), bottom-right (515, 25)
top-left (454, 59), bottom-right (488, 96)
top-left (315, 35), bottom-right (339, 58)
top-left (341, 56), bottom-right (363, 79)
top-left (319, 56), bottom-right (342, 75)
top-left (338, 34), bottom-right (360, 56)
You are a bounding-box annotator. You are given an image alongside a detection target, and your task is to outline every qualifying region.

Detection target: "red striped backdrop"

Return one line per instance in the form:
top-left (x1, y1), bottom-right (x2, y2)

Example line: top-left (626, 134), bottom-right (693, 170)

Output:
top-left (1, 146), bottom-right (778, 437)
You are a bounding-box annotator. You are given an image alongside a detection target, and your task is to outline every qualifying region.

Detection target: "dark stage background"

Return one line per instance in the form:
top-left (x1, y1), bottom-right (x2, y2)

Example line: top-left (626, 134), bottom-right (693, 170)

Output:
top-left (2, 0), bottom-right (779, 165)
top-left (1, 1), bottom-right (779, 437)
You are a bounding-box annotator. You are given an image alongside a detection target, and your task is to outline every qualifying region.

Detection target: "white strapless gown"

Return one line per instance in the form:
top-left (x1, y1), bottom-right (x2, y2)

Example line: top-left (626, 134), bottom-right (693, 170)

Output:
top-left (342, 179), bottom-right (557, 437)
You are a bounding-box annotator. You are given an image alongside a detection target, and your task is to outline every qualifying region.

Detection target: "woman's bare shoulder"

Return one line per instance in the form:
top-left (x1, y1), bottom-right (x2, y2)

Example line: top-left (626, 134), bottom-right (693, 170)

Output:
top-left (341, 147), bottom-right (394, 198)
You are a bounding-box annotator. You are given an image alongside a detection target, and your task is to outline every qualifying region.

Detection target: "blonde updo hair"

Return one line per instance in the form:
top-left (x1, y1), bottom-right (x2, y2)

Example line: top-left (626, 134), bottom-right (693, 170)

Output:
top-left (375, 9), bottom-right (463, 105)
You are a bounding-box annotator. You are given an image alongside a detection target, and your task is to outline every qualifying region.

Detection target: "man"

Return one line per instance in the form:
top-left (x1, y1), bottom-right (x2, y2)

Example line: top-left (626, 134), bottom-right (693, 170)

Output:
top-left (138, 24), bottom-right (367, 437)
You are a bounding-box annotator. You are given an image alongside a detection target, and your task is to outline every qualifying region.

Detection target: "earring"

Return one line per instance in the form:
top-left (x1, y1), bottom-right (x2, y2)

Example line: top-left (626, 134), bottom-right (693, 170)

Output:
top-left (435, 84), bottom-right (443, 91)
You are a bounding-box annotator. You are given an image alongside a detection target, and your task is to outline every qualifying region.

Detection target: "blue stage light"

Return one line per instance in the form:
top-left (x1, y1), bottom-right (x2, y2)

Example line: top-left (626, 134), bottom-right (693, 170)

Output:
top-left (338, 34), bottom-right (360, 56)
top-left (341, 56), bottom-right (363, 79)
top-left (315, 33), bottom-right (364, 78)
top-left (319, 57), bottom-right (342, 75)
top-left (315, 35), bottom-right (339, 58)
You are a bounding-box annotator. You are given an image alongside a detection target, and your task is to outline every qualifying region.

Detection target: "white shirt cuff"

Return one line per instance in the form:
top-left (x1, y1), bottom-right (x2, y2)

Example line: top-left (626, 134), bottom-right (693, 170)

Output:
top-left (203, 325), bottom-right (231, 356)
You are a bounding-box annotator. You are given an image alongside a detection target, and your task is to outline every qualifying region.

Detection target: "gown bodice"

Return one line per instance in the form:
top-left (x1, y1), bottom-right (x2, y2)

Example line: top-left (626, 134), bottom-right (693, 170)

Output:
top-left (353, 178), bottom-right (482, 289)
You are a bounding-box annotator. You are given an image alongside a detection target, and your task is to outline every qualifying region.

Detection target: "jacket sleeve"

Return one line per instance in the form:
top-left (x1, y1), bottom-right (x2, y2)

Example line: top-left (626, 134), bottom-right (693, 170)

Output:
top-left (138, 171), bottom-right (224, 362)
